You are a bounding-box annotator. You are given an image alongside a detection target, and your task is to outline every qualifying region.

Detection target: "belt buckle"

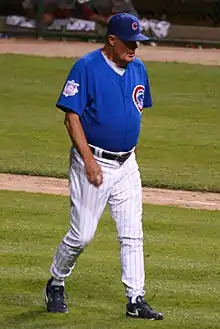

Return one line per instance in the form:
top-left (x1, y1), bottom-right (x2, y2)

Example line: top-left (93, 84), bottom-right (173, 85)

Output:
top-left (116, 152), bottom-right (130, 162)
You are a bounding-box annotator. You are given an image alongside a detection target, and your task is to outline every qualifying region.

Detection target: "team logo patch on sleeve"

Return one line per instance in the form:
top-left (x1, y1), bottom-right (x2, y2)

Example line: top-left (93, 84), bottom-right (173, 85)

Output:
top-left (132, 85), bottom-right (145, 113)
top-left (63, 80), bottom-right (79, 97)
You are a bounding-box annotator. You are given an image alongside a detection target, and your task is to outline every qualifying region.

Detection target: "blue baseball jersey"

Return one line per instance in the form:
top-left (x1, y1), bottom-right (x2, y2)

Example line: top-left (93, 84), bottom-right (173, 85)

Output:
top-left (56, 49), bottom-right (152, 152)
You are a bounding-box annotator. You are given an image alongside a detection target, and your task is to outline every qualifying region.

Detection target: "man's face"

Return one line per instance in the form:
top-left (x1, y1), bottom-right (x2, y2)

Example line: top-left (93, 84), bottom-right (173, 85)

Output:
top-left (109, 35), bottom-right (138, 67)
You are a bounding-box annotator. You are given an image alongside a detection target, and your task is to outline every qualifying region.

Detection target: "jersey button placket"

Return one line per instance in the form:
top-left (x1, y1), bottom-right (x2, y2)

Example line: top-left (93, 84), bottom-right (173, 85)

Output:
top-left (120, 76), bottom-right (128, 148)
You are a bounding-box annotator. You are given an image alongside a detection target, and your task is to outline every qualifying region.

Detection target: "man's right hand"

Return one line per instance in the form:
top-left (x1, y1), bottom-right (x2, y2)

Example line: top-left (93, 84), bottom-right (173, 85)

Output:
top-left (84, 158), bottom-right (103, 187)
top-left (64, 112), bottom-right (103, 187)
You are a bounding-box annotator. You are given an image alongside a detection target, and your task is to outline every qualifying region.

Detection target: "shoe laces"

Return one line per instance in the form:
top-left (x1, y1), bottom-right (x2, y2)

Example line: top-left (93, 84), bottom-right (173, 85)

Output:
top-left (136, 296), bottom-right (153, 311)
top-left (51, 286), bottom-right (68, 303)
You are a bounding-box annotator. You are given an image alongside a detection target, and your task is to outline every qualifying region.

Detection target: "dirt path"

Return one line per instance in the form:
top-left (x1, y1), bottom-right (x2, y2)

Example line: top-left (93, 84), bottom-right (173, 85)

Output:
top-left (0, 39), bottom-right (220, 211)
top-left (1, 39), bottom-right (220, 65)
top-left (1, 174), bottom-right (220, 211)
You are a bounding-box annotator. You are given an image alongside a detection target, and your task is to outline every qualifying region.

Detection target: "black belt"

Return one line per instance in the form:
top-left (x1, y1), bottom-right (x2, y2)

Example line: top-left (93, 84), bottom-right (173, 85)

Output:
top-left (90, 146), bottom-right (132, 163)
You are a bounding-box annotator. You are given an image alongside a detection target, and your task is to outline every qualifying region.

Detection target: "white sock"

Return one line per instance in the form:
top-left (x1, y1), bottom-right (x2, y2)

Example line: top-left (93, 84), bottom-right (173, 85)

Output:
top-left (51, 278), bottom-right (65, 287)
top-left (131, 295), bottom-right (144, 304)
top-left (131, 296), bottom-right (138, 304)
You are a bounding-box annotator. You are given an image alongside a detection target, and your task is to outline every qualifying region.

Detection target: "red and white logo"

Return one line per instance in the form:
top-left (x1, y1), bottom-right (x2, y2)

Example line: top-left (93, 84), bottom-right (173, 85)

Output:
top-left (132, 21), bottom-right (139, 31)
top-left (63, 80), bottom-right (79, 97)
top-left (132, 85), bottom-right (145, 113)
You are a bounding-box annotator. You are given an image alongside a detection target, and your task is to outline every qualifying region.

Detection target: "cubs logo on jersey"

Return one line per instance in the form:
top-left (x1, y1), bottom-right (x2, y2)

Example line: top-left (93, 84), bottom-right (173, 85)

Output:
top-left (132, 85), bottom-right (145, 113)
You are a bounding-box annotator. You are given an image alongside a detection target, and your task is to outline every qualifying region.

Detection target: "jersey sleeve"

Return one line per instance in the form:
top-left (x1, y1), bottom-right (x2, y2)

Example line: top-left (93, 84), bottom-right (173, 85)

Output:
top-left (56, 58), bottom-right (87, 116)
top-left (143, 67), bottom-right (153, 108)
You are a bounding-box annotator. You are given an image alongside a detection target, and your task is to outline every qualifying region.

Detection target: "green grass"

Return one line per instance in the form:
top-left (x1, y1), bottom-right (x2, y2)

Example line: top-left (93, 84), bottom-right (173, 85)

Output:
top-left (0, 54), bottom-right (220, 191)
top-left (0, 190), bottom-right (220, 329)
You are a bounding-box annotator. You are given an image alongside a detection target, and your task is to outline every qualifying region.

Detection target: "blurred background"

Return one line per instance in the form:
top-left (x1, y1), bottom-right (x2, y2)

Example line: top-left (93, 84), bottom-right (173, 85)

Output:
top-left (0, 0), bottom-right (220, 47)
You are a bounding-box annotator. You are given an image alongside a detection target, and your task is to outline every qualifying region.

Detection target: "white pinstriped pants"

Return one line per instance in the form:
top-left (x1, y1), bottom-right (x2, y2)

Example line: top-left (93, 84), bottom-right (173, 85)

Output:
top-left (50, 146), bottom-right (145, 298)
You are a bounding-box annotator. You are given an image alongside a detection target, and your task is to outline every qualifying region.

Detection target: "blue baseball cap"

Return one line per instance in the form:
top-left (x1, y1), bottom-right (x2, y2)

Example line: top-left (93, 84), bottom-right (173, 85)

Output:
top-left (107, 13), bottom-right (149, 42)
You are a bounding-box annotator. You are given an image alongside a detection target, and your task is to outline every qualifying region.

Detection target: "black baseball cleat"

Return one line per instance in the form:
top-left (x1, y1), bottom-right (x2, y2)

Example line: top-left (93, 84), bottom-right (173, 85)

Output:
top-left (126, 296), bottom-right (163, 320)
top-left (44, 277), bottom-right (68, 313)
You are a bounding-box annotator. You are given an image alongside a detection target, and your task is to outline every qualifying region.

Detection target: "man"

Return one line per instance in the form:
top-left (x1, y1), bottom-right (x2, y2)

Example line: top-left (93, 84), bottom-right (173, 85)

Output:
top-left (22, 0), bottom-right (91, 26)
top-left (22, 0), bottom-right (71, 25)
top-left (44, 13), bottom-right (163, 320)
top-left (22, 0), bottom-right (138, 26)
top-left (80, 0), bottom-right (139, 24)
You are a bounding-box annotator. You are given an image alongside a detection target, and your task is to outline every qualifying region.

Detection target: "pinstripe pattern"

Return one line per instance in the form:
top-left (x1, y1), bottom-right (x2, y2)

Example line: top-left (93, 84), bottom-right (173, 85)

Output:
top-left (108, 154), bottom-right (145, 298)
top-left (50, 146), bottom-right (145, 298)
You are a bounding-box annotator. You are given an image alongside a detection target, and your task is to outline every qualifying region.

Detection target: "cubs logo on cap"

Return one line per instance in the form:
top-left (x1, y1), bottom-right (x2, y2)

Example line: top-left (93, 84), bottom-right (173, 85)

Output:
top-left (132, 21), bottom-right (139, 31)
top-left (132, 85), bottom-right (145, 113)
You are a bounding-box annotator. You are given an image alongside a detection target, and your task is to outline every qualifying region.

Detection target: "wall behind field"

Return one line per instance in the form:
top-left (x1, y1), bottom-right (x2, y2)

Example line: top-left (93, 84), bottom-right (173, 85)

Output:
top-left (0, 0), bottom-right (220, 45)
top-left (1, 0), bottom-right (220, 26)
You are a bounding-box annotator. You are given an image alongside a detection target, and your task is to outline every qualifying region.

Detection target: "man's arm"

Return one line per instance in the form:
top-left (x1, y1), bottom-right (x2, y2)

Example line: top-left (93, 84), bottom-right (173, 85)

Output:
top-left (64, 112), bottom-right (103, 187)
top-left (80, 2), bottom-right (109, 25)
top-left (56, 59), bottom-right (102, 186)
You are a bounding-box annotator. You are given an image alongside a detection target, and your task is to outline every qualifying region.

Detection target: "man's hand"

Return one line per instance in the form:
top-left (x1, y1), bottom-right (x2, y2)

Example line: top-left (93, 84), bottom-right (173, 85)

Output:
top-left (84, 158), bottom-right (103, 187)
top-left (64, 112), bottom-right (103, 187)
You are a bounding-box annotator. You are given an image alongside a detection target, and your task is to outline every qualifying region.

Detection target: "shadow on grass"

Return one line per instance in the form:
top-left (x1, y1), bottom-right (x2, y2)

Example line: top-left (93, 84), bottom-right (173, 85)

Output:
top-left (2, 308), bottom-right (126, 329)
top-left (1, 308), bottom-right (68, 329)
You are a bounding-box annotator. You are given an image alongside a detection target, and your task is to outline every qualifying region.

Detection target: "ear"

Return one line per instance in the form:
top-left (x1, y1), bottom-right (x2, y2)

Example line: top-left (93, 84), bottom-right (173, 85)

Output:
top-left (108, 35), bottom-right (116, 47)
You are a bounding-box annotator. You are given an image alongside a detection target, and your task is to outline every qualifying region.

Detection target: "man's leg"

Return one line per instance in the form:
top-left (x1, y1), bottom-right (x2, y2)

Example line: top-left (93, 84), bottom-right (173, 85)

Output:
top-left (46, 147), bottom-right (110, 312)
top-left (108, 153), bottom-right (145, 298)
top-left (108, 153), bottom-right (163, 320)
